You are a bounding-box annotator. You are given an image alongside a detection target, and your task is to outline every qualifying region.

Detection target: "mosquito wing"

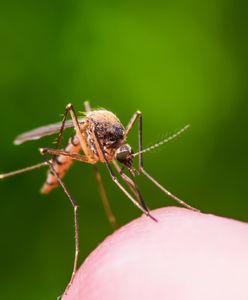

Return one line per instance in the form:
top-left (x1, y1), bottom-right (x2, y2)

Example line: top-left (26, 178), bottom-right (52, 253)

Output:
top-left (14, 118), bottom-right (85, 145)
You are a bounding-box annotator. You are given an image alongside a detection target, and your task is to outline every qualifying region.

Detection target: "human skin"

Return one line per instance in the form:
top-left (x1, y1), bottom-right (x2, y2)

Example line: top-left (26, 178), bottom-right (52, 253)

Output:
top-left (62, 207), bottom-right (248, 300)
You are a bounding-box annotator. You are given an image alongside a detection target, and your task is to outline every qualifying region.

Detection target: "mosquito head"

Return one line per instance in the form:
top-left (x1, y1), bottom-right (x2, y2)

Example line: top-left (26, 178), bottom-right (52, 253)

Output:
top-left (115, 144), bottom-right (134, 166)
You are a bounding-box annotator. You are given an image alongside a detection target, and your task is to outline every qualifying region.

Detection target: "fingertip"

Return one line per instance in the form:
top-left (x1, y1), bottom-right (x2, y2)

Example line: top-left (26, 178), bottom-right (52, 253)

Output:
top-left (63, 207), bottom-right (248, 300)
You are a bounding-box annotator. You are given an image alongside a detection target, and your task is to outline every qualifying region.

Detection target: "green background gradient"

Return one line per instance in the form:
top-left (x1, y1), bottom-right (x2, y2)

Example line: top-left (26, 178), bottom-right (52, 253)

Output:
top-left (0, 1), bottom-right (247, 299)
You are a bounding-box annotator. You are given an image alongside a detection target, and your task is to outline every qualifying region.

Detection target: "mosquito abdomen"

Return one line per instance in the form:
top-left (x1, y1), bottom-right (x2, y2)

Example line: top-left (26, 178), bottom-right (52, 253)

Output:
top-left (41, 135), bottom-right (81, 194)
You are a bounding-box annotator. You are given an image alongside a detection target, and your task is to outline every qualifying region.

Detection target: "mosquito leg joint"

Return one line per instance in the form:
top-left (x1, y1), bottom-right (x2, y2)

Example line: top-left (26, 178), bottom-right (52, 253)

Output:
top-left (39, 148), bottom-right (47, 155)
top-left (45, 161), bottom-right (51, 167)
top-left (66, 103), bottom-right (73, 109)
top-left (111, 175), bottom-right (117, 182)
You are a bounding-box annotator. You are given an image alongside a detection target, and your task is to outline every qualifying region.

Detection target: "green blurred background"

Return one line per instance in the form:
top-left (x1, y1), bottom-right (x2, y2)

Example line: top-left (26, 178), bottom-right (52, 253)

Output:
top-left (0, 1), bottom-right (247, 299)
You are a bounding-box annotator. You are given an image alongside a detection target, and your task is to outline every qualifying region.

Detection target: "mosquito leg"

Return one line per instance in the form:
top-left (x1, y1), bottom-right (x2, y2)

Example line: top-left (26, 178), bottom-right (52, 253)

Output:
top-left (41, 148), bottom-right (118, 229)
top-left (0, 162), bottom-right (48, 179)
top-left (141, 168), bottom-right (200, 211)
top-left (40, 144), bottom-right (118, 229)
top-left (66, 103), bottom-right (94, 161)
top-left (135, 113), bottom-right (200, 212)
top-left (39, 148), bottom-right (92, 164)
top-left (41, 147), bottom-right (118, 228)
top-left (124, 110), bottom-right (142, 139)
top-left (107, 163), bottom-right (157, 222)
top-left (40, 149), bottom-right (79, 295)
top-left (55, 105), bottom-right (72, 150)
top-left (53, 103), bottom-right (94, 162)
top-left (91, 127), bottom-right (157, 222)
top-left (125, 111), bottom-right (199, 211)
top-left (124, 111), bottom-right (144, 168)
top-left (93, 165), bottom-right (118, 230)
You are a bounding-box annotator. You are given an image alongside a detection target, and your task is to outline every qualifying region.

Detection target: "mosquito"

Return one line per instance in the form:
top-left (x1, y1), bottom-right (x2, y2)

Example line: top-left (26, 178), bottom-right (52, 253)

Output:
top-left (0, 101), bottom-right (199, 296)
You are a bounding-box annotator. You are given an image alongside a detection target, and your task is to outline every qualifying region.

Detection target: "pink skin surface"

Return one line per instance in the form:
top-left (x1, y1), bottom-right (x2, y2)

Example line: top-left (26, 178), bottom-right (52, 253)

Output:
top-left (62, 207), bottom-right (248, 300)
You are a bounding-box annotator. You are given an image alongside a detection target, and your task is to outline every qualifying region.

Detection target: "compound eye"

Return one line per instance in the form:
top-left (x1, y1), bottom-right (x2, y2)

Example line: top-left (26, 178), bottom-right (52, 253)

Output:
top-left (116, 150), bottom-right (129, 163)
top-left (115, 144), bottom-right (132, 163)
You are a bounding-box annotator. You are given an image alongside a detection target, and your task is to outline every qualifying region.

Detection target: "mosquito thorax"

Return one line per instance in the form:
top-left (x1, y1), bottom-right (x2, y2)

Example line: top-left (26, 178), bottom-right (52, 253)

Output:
top-left (87, 110), bottom-right (125, 147)
top-left (115, 144), bottom-right (133, 165)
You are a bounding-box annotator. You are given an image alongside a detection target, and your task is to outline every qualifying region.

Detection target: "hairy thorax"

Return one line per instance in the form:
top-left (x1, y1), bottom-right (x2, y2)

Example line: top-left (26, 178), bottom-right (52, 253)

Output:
top-left (83, 110), bottom-right (125, 162)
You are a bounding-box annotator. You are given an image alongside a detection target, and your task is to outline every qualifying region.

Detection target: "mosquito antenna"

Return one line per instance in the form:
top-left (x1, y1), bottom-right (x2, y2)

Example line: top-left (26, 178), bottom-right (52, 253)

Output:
top-left (133, 124), bottom-right (190, 157)
top-left (0, 162), bottom-right (48, 179)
